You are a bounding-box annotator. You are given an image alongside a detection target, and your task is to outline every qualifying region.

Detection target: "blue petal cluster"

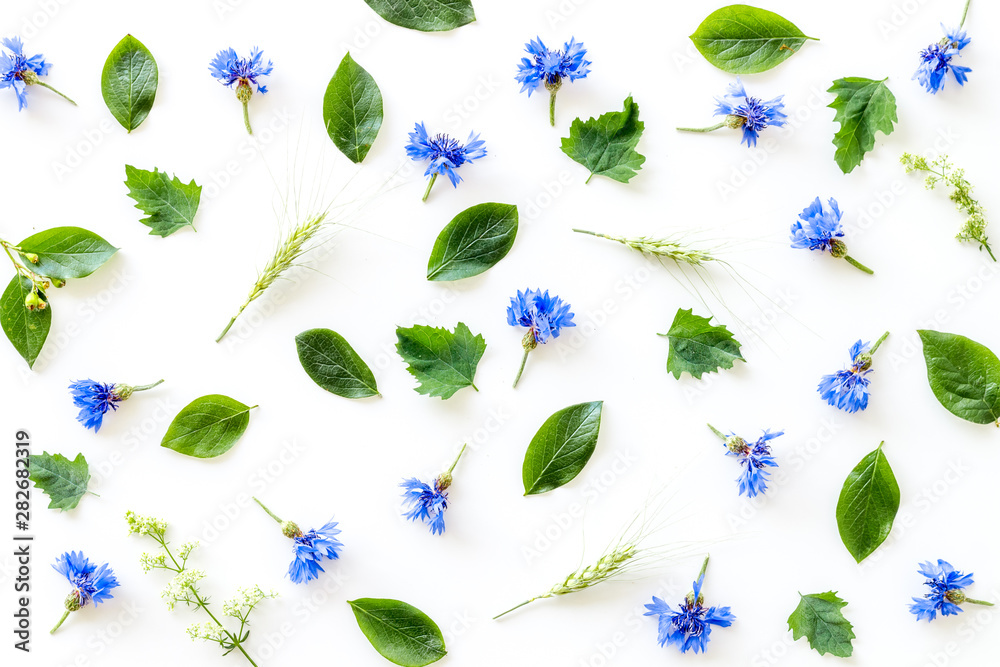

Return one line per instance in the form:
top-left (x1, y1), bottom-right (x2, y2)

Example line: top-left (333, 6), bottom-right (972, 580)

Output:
top-left (644, 574), bottom-right (735, 653)
top-left (515, 37), bottom-right (591, 95)
top-left (506, 288), bottom-right (576, 344)
top-left (0, 36), bottom-right (50, 111)
top-left (209, 47), bottom-right (273, 93)
top-left (288, 519), bottom-right (343, 584)
top-left (69, 380), bottom-right (121, 432)
top-left (914, 26), bottom-right (971, 93)
top-left (405, 123), bottom-right (487, 187)
top-left (790, 197), bottom-right (844, 253)
top-left (714, 78), bottom-right (786, 147)
top-left (818, 340), bottom-right (873, 413)
top-left (909, 560), bottom-right (975, 621)
top-left (725, 430), bottom-right (782, 498)
top-left (400, 478), bottom-right (449, 535)
top-left (52, 551), bottom-right (120, 607)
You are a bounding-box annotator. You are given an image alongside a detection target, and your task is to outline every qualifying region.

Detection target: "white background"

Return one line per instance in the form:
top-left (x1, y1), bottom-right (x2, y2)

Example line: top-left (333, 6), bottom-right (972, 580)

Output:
top-left (2, 0), bottom-right (999, 665)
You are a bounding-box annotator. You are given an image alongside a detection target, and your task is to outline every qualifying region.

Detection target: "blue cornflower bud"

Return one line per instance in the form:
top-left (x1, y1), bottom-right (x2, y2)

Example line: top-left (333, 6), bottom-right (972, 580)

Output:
top-left (677, 78), bottom-right (785, 147)
top-left (909, 559), bottom-right (993, 621)
top-left (400, 444), bottom-right (467, 536)
top-left (69, 379), bottom-right (164, 432)
top-left (507, 288), bottom-right (576, 388)
top-left (708, 425), bottom-right (782, 498)
top-left (50, 551), bottom-right (120, 633)
top-left (515, 36), bottom-right (591, 126)
top-left (1, 36), bottom-right (76, 110)
top-left (644, 556), bottom-right (735, 654)
top-left (914, 23), bottom-right (971, 94)
top-left (209, 47), bottom-right (273, 134)
top-left (252, 497), bottom-right (343, 584)
top-left (817, 333), bottom-right (889, 413)
top-left (790, 197), bottom-right (873, 274)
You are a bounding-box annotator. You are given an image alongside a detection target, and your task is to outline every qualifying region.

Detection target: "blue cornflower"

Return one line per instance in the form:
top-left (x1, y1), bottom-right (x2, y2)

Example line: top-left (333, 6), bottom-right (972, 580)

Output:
top-left (515, 36), bottom-right (591, 125)
top-left (790, 197), bottom-right (873, 274)
top-left (406, 122), bottom-right (486, 201)
top-left (909, 559), bottom-right (993, 621)
top-left (817, 333), bottom-right (889, 413)
top-left (644, 557), bottom-right (734, 654)
top-left (51, 551), bottom-right (120, 633)
top-left (401, 445), bottom-right (466, 536)
top-left (253, 498), bottom-right (343, 584)
top-left (209, 47), bottom-right (273, 134)
top-left (1, 36), bottom-right (75, 110)
top-left (710, 425), bottom-right (782, 498)
top-left (677, 78), bottom-right (786, 147)
top-left (507, 288), bottom-right (576, 387)
top-left (914, 25), bottom-right (971, 94)
top-left (69, 379), bottom-right (164, 432)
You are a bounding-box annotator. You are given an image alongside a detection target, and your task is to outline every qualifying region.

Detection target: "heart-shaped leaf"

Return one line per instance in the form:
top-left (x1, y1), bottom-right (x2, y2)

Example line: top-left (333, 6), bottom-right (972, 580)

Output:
top-left (161, 395), bottom-right (256, 459)
top-left (836, 442), bottom-right (899, 563)
top-left (295, 328), bottom-right (379, 399)
top-left (522, 401), bottom-right (603, 495)
top-left (426, 203), bottom-right (518, 281)
top-left (395, 322), bottom-right (485, 399)
top-left (348, 598), bottom-right (447, 667)
top-left (659, 308), bottom-right (744, 379)
top-left (918, 329), bottom-right (1000, 426)
top-left (788, 591), bottom-right (856, 657)
top-left (17, 227), bottom-right (118, 279)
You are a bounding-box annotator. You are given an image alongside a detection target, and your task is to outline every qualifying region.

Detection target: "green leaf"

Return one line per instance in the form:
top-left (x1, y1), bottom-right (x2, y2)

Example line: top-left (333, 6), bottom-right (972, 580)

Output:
top-left (395, 323), bottom-right (485, 399)
top-left (522, 401), bottom-right (603, 495)
top-left (362, 0), bottom-right (475, 32)
top-left (426, 203), bottom-right (518, 281)
top-left (161, 395), bottom-right (255, 459)
top-left (28, 452), bottom-right (91, 511)
top-left (561, 96), bottom-right (645, 183)
top-left (124, 165), bottom-right (202, 237)
top-left (658, 308), bottom-right (744, 379)
top-left (918, 330), bottom-right (1000, 426)
top-left (1, 276), bottom-right (50, 369)
top-left (836, 442), bottom-right (900, 563)
top-left (295, 328), bottom-right (380, 399)
top-left (827, 77), bottom-right (897, 174)
top-left (348, 598), bottom-right (447, 667)
top-left (690, 4), bottom-right (816, 74)
top-left (324, 53), bottom-right (384, 164)
top-left (101, 34), bottom-right (158, 132)
top-left (787, 591), bottom-right (856, 657)
top-left (17, 227), bottom-right (117, 279)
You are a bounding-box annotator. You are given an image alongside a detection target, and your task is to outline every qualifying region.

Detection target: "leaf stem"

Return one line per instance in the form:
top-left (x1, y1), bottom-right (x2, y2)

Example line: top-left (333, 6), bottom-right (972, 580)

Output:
top-left (35, 81), bottom-right (77, 106)
top-left (252, 497), bottom-right (283, 524)
top-left (676, 122), bottom-right (726, 133)
top-left (512, 348), bottom-right (531, 388)
top-left (493, 597), bottom-right (536, 620)
top-left (549, 90), bottom-right (557, 127)
top-left (960, 0), bottom-right (971, 27)
top-left (242, 100), bottom-right (253, 135)
top-left (447, 443), bottom-right (468, 475)
top-left (585, 172), bottom-right (594, 185)
top-left (870, 331), bottom-right (890, 355)
top-left (422, 174), bottom-right (437, 202)
top-left (844, 255), bottom-right (874, 275)
top-left (707, 424), bottom-right (727, 441)
top-left (133, 379), bottom-right (164, 392)
top-left (50, 610), bottom-right (70, 634)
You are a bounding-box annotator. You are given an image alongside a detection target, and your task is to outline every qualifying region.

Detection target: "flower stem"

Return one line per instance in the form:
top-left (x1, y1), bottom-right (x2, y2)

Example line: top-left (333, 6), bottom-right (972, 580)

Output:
top-left (960, 0), bottom-right (971, 27)
top-left (216, 301), bottom-right (250, 342)
top-left (513, 348), bottom-right (531, 388)
top-left (697, 554), bottom-right (710, 580)
top-left (50, 610), bottom-right (70, 634)
top-left (133, 379), bottom-right (164, 392)
top-left (493, 597), bottom-right (537, 620)
top-left (447, 444), bottom-right (468, 475)
top-left (676, 122), bottom-right (726, 133)
top-left (965, 597), bottom-right (994, 606)
top-left (549, 90), bottom-right (557, 127)
top-left (844, 255), bottom-right (874, 275)
top-left (422, 174), bottom-right (438, 202)
top-left (870, 331), bottom-right (890, 355)
top-left (707, 424), bottom-right (727, 441)
top-left (242, 100), bottom-right (253, 135)
top-left (252, 497), bottom-right (283, 524)
top-left (35, 81), bottom-right (77, 106)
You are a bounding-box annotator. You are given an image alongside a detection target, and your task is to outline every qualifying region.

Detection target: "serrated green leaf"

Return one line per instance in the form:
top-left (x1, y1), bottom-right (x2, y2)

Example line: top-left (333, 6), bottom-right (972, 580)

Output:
top-left (918, 329), bottom-right (1000, 426)
top-left (28, 452), bottom-right (91, 511)
top-left (560, 95), bottom-right (645, 184)
top-left (788, 591), bottom-right (856, 657)
top-left (348, 598), bottom-right (447, 667)
top-left (161, 395), bottom-right (255, 458)
top-left (17, 227), bottom-right (118, 279)
top-left (124, 165), bottom-right (202, 237)
top-left (690, 4), bottom-right (816, 74)
top-left (522, 401), bottom-right (603, 495)
top-left (101, 34), bottom-right (158, 132)
top-left (658, 308), bottom-right (744, 379)
top-left (426, 203), bottom-right (518, 281)
top-left (362, 0), bottom-right (475, 32)
top-left (295, 328), bottom-right (379, 399)
top-left (395, 322), bottom-right (485, 399)
top-left (1, 276), bottom-right (50, 369)
top-left (836, 442), bottom-right (899, 563)
top-left (828, 77), bottom-right (896, 174)
top-left (324, 53), bottom-right (384, 164)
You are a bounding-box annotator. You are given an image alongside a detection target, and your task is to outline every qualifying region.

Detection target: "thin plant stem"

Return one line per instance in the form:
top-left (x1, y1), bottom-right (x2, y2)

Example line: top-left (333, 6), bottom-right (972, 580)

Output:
top-left (707, 424), bottom-right (727, 441)
top-left (960, 0), bottom-right (971, 27)
top-left (253, 497), bottom-right (283, 524)
top-left (965, 597), bottom-right (994, 606)
top-left (35, 81), bottom-right (76, 106)
top-left (493, 597), bottom-right (536, 620)
top-left (422, 174), bottom-right (437, 202)
top-left (513, 348), bottom-right (531, 388)
top-left (870, 331), bottom-right (890, 355)
top-left (549, 90), bottom-right (556, 127)
top-left (584, 172), bottom-right (594, 185)
top-left (133, 379), bottom-right (164, 392)
top-left (844, 255), bottom-right (874, 274)
top-left (697, 554), bottom-right (710, 580)
top-left (242, 101), bottom-right (253, 135)
top-left (447, 444), bottom-right (467, 475)
top-left (50, 610), bottom-right (70, 634)
top-left (677, 122), bottom-right (725, 133)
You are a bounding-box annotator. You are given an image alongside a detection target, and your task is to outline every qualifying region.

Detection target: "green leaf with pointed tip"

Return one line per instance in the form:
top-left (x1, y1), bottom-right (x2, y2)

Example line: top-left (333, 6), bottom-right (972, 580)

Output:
top-left (1, 276), bottom-right (50, 369)
top-left (295, 328), bottom-right (379, 399)
top-left (17, 227), bottom-right (118, 279)
top-left (561, 96), bottom-right (645, 183)
top-left (28, 452), bottom-right (91, 511)
top-left (690, 4), bottom-right (816, 74)
top-left (659, 308), bottom-right (744, 379)
top-left (828, 77), bottom-right (896, 174)
top-left (101, 34), bottom-right (158, 132)
top-left (124, 165), bottom-right (202, 237)
top-left (426, 203), bottom-right (518, 281)
top-left (917, 329), bottom-right (1000, 426)
top-left (161, 395), bottom-right (255, 458)
top-left (348, 598), bottom-right (447, 667)
top-left (324, 53), bottom-right (384, 163)
top-left (836, 442), bottom-right (899, 563)
top-left (787, 591), bottom-right (856, 657)
top-left (362, 0), bottom-right (475, 32)
top-left (522, 401), bottom-right (603, 495)
top-left (395, 322), bottom-right (485, 399)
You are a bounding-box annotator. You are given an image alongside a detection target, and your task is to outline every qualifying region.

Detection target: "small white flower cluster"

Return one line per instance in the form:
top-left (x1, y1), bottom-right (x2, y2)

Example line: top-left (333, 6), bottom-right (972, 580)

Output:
top-left (139, 552), bottom-right (167, 573)
top-left (178, 541), bottom-right (200, 560)
top-left (161, 569), bottom-right (206, 610)
top-left (223, 585), bottom-right (278, 619)
top-left (186, 621), bottom-right (226, 643)
top-left (125, 510), bottom-right (168, 537)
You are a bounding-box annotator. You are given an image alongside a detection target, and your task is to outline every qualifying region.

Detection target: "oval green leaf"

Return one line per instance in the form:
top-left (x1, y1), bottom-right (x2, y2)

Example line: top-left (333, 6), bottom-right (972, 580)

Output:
top-left (362, 0), bottom-right (475, 32)
top-left (101, 34), bottom-right (158, 132)
top-left (522, 401), bottom-right (603, 495)
top-left (161, 395), bottom-right (255, 459)
top-left (295, 328), bottom-right (379, 399)
top-left (324, 53), bottom-right (383, 164)
top-left (1, 276), bottom-right (50, 369)
top-left (348, 598), bottom-right (446, 667)
top-left (918, 329), bottom-right (1000, 426)
top-left (690, 4), bottom-right (816, 74)
top-left (835, 442), bottom-right (900, 563)
top-left (426, 203), bottom-right (518, 281)
top-left (18, 227), bottom-right (118, 279)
